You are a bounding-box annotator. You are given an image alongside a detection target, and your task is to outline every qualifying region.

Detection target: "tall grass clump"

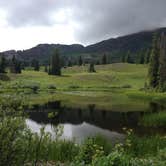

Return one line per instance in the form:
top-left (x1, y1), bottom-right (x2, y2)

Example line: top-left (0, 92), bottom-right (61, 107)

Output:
top-left (122, 129), bottom-right (166, 157)
top-left (140, 111), bottom-right (166, 127)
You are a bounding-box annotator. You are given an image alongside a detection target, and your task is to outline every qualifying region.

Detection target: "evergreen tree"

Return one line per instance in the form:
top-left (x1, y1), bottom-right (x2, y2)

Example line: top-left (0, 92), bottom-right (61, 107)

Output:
top-left (60, 56), bottom-right (65, 68)
top-left (121, 54), bottom-right (126, 62)
top-left (88, 62), bottom-right (96, 73)
top-left (158, 32), bottom-right (166, 91)
top-left (148, 33), bottom-right (160, 88)
top-left (96, 60), bottom-right (100, 65)
top-left (78, 56), bottom-right (83, 66)
top-left (31, 59), bottom-right (40, 71)
top-left (68, 60), bottom-right (72, 67)
top-left (49, 49), bottom-right (61, 76)
top-left (10, 55), bottom-right (21, 74)
top-left (102, 54), bottom-right (107, 64)
top-left (44, 65), bottom-right (48, 73)
top-left (144, 49), bottom-right (151, 64)
top-left (0, 55), bottom-right (7, 73)
top-left (125, 51), bottom-right (132, 63)
top-left (48, 63), bottom-right (51, 75)
top-left (34, 60), bottom-right (39, 71)
top-left (138, 50), bottom-right (145, 64)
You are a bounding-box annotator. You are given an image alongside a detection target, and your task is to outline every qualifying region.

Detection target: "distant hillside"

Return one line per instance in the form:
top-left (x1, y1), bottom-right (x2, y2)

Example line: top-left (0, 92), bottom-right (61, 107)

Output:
top-left (19, 44), bottom-right (84, 63)
top-left (1, 27), bottom-right (166, 64)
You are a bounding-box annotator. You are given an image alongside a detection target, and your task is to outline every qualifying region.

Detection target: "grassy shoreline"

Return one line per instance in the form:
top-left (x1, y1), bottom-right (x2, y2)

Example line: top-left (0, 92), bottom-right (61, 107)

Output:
top-left (0, 63), bottom-right (166, 111)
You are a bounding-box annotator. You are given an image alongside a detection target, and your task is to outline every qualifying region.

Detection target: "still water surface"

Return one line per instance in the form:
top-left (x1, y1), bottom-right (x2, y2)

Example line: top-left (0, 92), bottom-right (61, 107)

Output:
top-left (26, 101), bottom-right (164, 143)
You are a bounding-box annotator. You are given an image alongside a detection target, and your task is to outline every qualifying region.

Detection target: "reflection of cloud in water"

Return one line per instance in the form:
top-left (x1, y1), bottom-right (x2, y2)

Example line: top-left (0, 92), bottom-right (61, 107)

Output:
top-left (26, 119), bottom-right (53, 134)
top-left (65, 122), bottom-right (125, 143)
top-left (26, 119), bottom-right (125, 143)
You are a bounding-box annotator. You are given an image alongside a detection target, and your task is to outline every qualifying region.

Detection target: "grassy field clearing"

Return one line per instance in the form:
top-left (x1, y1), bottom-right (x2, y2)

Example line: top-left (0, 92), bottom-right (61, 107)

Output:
top-left (0, 63), bottom-right (163, 110)
top-left (2, 63), bottom-right (147, 90)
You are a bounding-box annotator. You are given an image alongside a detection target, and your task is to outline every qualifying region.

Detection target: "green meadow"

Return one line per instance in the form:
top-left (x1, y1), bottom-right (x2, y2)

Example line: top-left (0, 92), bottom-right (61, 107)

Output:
top-left (0, 63), bottom-right (152, 110)
top-left (7, 63), bottom-right (147, 90)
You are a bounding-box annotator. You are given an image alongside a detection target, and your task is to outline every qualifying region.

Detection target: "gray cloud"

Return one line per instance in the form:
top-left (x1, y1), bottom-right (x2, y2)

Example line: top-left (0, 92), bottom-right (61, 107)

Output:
top-left (0, 0), bottom-right (166, 44)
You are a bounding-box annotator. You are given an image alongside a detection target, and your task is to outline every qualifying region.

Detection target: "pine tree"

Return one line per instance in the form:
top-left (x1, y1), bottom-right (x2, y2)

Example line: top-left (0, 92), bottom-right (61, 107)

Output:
top-left (15, 61), bottom-right (21, 73)
top-left (158, 32), bottom-right (166, 91)
top-left (44, 65), bottom-right (48, 73)
top-left (102, 54), bottom-right (107, 64)
top-left (78, 56), bottom-right (83, 66)
top-left (10, 56), bottom-right (21, 74)
top-left (68, 60), bottom-right (72, 67)
top-left (121, 54), bottom-right (126, 62)
top-left (125, 51), bottom-right (132, 63)
top-left (148, 33), bottom-right (160, 88)
top-left (48, 63), bottom-right (51, 74)
top-left (49, 49), bottom-right (61, 76)
top-left (144, 49), bottom-right (151, 64)
top-left (138, 50), bottom-right (145, 64)
top-left (31, 59), bottom-right (40, 71)
top-left (0, 55), bottom-right (7, 73)
top-left (88, 62), bottom-right (96, 73)
top-left (34, 60), bottom-right (39, 71)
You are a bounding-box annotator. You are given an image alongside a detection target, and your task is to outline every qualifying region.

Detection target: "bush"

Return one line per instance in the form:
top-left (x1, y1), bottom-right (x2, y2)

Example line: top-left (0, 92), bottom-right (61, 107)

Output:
top-left (121, 84), bottom-right (132, 88)
top-left (124, 134), bottom-right (166, 157)
top-left (0, 74), bottom-right (10, 81)
top-left (140, 111), bottom-right (166, 127)
top-left (47, 84), bottom-right (57, 90)
top-left (68, 85), bottom-right (80, 89)
top-left (92, 151), bottom-right (130, 166)
top-left (75, 137), bottom-right (107, 164)
top-left (23, 83), bottom-right (40, 93)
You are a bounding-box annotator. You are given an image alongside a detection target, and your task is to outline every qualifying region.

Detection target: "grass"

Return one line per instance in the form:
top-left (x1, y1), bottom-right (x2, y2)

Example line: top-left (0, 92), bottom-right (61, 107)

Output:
top-left (1, 63), bottom-right (166, 111)
top-left (0, 63), bottom-right (151, 111)
top-left (125, 134), bottom-right (166, 157)
top-left (140, 111), bottom-right (166, 127)
top-left (1, 63), bottom-right (147, 91)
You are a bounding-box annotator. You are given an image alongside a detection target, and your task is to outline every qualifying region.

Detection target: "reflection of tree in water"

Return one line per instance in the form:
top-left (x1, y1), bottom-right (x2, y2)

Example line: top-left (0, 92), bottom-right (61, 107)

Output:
top-left (46, 100), bottom-right (61, 109)
top-left (78, 109), bottom-right (82, 120)
top-left (88, 104), bottom-right (95, 120)
top-left (149, 102), bottom-right (164, 113)
top-left (26, 101), bottom-right (164, 135)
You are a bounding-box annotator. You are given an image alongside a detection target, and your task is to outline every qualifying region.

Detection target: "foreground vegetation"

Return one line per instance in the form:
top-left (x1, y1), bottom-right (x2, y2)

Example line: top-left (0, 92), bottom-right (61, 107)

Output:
top-left (0, 96), bottom-right (165, 166)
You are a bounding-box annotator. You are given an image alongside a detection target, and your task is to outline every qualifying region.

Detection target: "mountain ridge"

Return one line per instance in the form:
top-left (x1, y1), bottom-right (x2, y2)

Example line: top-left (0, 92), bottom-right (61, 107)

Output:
top-left (1, 27), bottom-right (166, 63)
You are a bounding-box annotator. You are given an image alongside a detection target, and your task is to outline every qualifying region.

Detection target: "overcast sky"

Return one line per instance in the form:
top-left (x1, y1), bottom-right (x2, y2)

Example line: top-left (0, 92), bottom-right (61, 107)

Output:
top-left (0, 0), bottom-right (166, 51)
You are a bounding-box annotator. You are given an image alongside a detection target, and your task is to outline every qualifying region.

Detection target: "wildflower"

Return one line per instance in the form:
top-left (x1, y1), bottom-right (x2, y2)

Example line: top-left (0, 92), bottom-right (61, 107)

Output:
top-left (122, 127), bottom-right (127, 131)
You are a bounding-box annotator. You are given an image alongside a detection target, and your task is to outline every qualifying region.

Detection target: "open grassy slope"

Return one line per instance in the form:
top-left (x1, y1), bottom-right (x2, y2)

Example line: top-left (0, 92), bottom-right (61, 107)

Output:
top-left (4, 63), bottom-right (147, 90)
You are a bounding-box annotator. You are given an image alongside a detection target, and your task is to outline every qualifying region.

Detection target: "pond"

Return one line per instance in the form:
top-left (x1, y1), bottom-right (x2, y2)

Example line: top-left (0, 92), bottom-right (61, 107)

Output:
top-left (26, 101), bottom-right (165, 143)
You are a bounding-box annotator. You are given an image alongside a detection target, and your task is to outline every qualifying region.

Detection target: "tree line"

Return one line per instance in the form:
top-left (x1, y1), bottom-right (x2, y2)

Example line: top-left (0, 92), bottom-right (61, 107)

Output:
top-left (121, 49), bottom-right (151, 64)
top-left (0, 55), bottom-right (22, 74)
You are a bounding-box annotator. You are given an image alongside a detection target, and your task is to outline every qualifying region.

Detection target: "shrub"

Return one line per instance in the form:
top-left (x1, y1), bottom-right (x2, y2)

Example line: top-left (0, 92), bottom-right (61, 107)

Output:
top-left (124, 134), bottom-right (166, 157)
top-left (0, 74), bottom-right (10, 81)
top-left (75, 137), bottom-right (105, 164)
top-left (48, 84), bottom-right (57, 90)
top-left (121, 84), bottom-right (132, 88)
top-left (23, 83), bottom-right (40, 93)
top-left (92, 151), bottom-right (130, 166)
top-left (68, 85), bottom-right (80, 89)
top-left (140, 111), bottom-right (166, 127)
